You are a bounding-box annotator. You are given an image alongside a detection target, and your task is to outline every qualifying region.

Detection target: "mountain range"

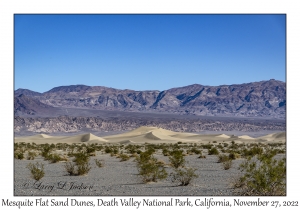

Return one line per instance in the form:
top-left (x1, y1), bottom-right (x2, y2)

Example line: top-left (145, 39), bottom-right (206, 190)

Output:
top-left (14, 79), bottom-right (286, 119)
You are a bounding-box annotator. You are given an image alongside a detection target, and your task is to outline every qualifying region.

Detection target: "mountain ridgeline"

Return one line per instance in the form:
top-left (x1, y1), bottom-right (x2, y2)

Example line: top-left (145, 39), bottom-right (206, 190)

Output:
top-left (14, 79), bottom-right (286, 118)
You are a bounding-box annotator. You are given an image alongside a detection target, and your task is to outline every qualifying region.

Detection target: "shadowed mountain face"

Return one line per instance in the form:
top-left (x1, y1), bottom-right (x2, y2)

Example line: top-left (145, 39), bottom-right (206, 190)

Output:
top-left (14, 79), bottom-right (286, 118)
top-left (14, 94), bottom-right (58, 116)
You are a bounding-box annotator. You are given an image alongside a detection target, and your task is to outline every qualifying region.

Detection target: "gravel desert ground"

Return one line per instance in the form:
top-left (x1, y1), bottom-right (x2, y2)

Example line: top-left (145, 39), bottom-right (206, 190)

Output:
top-left (14, 127), bottom-right (286, 196)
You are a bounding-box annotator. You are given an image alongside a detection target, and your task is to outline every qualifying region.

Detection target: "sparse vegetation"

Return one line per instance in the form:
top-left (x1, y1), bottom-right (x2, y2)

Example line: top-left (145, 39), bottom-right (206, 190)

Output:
top-left (136, 150), bottom-right (168, 183)
top-left (223, 159), bottom-right (233, 170)
top-left (169, 150), bottom-right (185, 168)
top-left (14, 151), bottom-right (24, 160)
top-left (64, 151), bottom-right (91, 176)
top-left (171, 167), bottom-right (198, 186)
top-left (119, 154), bottom-right (130, 161)
top-left (234, 151), bottom-right (286, 196)
top-left (15, 138), bottom-right (286, 196)
top-left (208, 147), bottom-right (219, 155)
top-left (26, 151), bottom-right (38, 160)
top-left (26, 162), bottom-right (45, 181)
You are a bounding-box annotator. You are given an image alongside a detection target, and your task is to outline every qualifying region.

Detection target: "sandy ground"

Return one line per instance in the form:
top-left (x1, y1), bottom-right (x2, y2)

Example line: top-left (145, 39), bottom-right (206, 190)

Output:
top-left (15, 126), bottom-right (286, 145)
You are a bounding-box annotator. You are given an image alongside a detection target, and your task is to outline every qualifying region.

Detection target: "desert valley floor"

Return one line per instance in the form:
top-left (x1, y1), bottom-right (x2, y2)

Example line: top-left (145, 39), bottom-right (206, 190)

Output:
top-left (14, 126), bottom-right (286, 196)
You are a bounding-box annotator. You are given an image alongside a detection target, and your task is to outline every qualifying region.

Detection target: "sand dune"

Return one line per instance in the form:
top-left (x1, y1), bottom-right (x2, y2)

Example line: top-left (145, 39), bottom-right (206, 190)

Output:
top-left (238, 135), bottom-right (255, 140)
top-left (257, 132), bottom-right (286, 142)
top-left (15, 133), bottom-right (108, 144)
top-left (14, 126), bottom-right (286, 145)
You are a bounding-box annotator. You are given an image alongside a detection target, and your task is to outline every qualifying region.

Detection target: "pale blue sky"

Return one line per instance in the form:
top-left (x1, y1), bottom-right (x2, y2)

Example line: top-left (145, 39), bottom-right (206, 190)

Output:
top-left (14, 14), bottom-right (286, 93)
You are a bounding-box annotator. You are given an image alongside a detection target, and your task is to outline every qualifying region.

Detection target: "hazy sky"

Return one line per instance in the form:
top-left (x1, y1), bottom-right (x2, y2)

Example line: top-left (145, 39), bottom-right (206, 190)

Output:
top-left (14, 14), bottom-right (286, 93)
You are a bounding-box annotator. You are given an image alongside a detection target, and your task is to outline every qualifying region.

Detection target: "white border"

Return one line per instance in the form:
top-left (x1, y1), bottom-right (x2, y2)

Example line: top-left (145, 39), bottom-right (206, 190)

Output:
top-left (1, 1), bottom-right (298, 210)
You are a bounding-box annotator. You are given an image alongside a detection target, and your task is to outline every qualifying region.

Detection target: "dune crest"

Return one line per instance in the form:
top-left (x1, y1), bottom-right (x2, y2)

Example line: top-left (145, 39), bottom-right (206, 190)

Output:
top-left (15, 127), bottom-right (286, 144)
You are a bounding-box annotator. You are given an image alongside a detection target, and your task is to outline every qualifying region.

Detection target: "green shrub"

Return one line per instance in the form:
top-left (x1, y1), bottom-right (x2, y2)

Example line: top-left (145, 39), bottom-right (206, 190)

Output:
top-left (162, 149), bottom-right (170, 156)
top-left (242, 146), bottom-right (263, 157)
top-left (119, 154), bottom-right (130, 161)
top-left (201, 144), bottom-right (213, 150)
top-left (104, 147), bottom-right (112, 154)
top-left (169, 150), bottom-right (185, 168)
top-left (171, 167), bottom-right (198, 186)
top-left (48, 153), bottom-right (63, 163)
top-left (73, 152), bottom-right (90, 165)
top-left (86, 146), bottom-right (96, 156)
top-left (208, 147), bottom-right (219, 155)
top-left (77, 162), bottom-right (91, 175)
top-left (223, 159), bottom-right (233, 170)
top-left (14, 151), bottom-right (24, 160)
top-left (26, 151), bottom-right (38, 160)
top-left (190, 147), bottom-right (202, 155)
top-left (234, 153), bottom-right (286, 196)
top-left (41, 145), bottom-right (52, 159)
top-left (218, 154), bottom-right (229, 163)
top-left (26, 162), bottom-right (45, 181)
top-left (136, 151), bottom-right (168, 183)
top-left (64, 151), bottom-right (91, 176)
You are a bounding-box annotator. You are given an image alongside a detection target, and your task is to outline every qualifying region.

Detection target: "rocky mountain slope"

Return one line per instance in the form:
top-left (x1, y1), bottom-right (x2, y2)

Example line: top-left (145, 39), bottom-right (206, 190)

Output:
top-left (14, 79), bottom-right (286, 118)
top-left (14, 115), bottom-right (285, 135)
top-left (14, 94), bottom-right (57, 116)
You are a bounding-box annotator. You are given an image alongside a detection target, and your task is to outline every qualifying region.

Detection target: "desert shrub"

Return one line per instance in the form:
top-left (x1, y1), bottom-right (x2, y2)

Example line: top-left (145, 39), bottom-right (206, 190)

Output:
top-left (201, 144), bottom-right (213, 150)
top-left (104, 147), bottom-right (112, 154)
top-left (64, 161), bottom-right (91, 176)
top-left (41, 145), bottom-right (53, 160)
top-left (26, 162), bottom-right (45, 181)
top-left (234, 153), bottom-right (286, 196)
top-left (137, 159), bottom-right (168, 183)
top-left (47, 153), bottom-right (62, 163)
top-left (73, 152), bottom-right (90, 165)
top-left (26, 151), bottom-right (38, 160)
top-left (119, 154), bottom-right (130, 161)
top-left (229, 152), bottom-right (240, 160)
top-left (223, 159), bottom-right (233, 170)
top-left (208, 147), bottom-right (219, 155)
top-left (217, 144), bottom-right (224, 149)
top-left (77, 162), bottom-right (91, 175)
top-left (213, 141), bottom-right (217, 143)
top-left (125, 145), bottom-right (138, 154)
top-left (95, 159), bottom-right (104, 167)
top-left (64, 162), bottom-right (77, 175)
top-left (162, 149), bottom-right (170, 156)
top-left (169, 150), bottom-right (186, 168)
top-left (136, 151), bottom-right (168, 183)
top-left (190, 147), bottom-right (202, 155)
top-left (218, 154), bottom-right (229, 163)
top-left (64, 151), bottom-right (91, 176)
top-left (113, 148), bottom-right (119, 155)
top-left (242, 146), bottom-right (263, 157)
top-left (171, 167), bottom-right (198, 186)
top-left (14, 151), bottom-right (24, 160)
top-left (86, 146), bottom-right (96, 156)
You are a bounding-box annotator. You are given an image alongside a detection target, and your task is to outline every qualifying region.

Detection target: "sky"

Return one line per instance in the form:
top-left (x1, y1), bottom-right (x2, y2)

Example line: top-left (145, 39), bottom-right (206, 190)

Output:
top-left (14, 14), bottom-right (286, 93)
